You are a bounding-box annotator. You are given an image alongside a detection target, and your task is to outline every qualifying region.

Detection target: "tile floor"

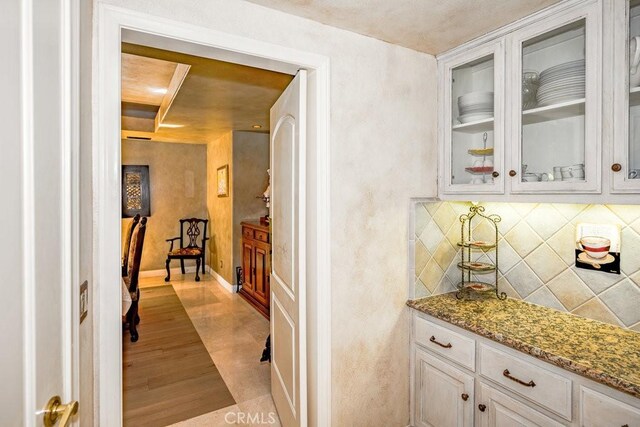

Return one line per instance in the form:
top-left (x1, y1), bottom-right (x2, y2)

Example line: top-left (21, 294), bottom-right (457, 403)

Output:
top-left (137, 273), bottom-right (280, 426)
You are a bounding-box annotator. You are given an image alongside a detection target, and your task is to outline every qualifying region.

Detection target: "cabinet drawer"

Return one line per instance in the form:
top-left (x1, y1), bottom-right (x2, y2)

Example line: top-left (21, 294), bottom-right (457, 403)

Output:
top-left (242, 227), bottom-right (254, 239)
top-left (254, 230), bottom-right (269, 243)
top-left (414, 315), bottom-right (475, 371)
top-left (479, 344), bottom-right (572, 420)
top-left (581, 386), bottom-right (640, 427)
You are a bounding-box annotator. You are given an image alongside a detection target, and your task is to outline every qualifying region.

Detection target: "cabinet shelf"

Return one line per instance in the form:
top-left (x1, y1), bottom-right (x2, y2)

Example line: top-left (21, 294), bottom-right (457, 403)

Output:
top-left (452, 117), bottom-right (494, 133)
top-left (522, 98), bottom-right (585, 125)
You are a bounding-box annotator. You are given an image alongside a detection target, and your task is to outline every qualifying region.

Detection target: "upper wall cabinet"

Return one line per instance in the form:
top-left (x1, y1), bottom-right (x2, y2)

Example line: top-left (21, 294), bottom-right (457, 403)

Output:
top-left (612, 0), bottom-right (640, 193)
top-left (437, 0), bottom-right (616, 200)
top-left (508, 2), bottom-right (601, 194)
top-left (439, 41), bottom-right (505, 195)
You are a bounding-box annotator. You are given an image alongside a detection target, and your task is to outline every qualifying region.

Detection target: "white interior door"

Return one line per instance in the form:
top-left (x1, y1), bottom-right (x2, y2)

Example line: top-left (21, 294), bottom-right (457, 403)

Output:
top-left (16, 0), bottom-right (78, 425)
top-left (270, 70), bottom-right (307, 427)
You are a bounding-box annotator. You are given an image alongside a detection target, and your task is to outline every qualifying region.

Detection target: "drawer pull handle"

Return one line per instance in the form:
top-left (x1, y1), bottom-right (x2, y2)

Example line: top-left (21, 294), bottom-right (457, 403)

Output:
top-left (622, 425), bottom-right (629, 427)
top-left (429, 335), bottom-right (452, 348)
top-left (503, 369), bottom-right (536, 387)
top-left (461, 393), bottom-right (469, 401)
top-left (478, 404), bottom-right (486, 412)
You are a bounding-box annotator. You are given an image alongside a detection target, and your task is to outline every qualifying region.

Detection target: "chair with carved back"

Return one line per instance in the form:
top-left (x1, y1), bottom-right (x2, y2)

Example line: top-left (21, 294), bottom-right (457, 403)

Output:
top-left (165, 218), bottom-right (209, 282)
top-left (121, 214), bottom-right (140, 277)
top-left (124, 216), bottom-right (147, 342)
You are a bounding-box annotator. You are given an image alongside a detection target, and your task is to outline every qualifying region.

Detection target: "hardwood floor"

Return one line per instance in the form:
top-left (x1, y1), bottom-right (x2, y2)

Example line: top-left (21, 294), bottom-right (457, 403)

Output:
top-left (123, 285), bottom-right (235, 427)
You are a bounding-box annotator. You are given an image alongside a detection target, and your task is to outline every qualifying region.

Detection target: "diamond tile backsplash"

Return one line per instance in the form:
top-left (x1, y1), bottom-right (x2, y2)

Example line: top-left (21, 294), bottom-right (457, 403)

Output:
top-left (409, 200), bottom-right (640, 332)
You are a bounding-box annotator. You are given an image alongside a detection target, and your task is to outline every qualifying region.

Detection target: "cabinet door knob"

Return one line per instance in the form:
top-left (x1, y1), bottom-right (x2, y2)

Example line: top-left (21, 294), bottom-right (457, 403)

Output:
top-left (461, 393), bottom-right (469, 401)
top-left (612, 163), bottom-right (622, 172)
top-left (509, 170), bottom-right (517, 177)
top-left (478, 404), bottom-right (486, 412)
top-left (492, 171), bottom-right (499, 178)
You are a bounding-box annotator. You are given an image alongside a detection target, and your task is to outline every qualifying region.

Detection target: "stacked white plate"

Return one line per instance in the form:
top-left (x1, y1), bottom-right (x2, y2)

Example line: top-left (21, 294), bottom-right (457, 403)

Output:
top-left (458, 91), bottom-right (493, 124)
top-left (536, 59), bottom-right (585, 107)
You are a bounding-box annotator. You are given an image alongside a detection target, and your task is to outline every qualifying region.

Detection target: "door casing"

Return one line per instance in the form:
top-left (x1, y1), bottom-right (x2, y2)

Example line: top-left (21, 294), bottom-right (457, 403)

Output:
top-left (94, 4), bottom-right (332, 426)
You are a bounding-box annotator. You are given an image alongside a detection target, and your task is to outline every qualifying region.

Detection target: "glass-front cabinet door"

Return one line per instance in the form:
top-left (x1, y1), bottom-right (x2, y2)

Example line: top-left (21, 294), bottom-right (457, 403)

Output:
top-left (612, 0), bottom-right (640, 192)
top-left (509, 1), bottom-right (601, 193)
top-left (440, 40), bottom-right (505, 194)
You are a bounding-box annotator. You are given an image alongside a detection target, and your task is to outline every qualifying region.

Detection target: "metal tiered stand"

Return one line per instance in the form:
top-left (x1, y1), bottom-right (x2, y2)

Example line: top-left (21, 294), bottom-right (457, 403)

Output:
top-left (456, 205), bottom-right (507, 300)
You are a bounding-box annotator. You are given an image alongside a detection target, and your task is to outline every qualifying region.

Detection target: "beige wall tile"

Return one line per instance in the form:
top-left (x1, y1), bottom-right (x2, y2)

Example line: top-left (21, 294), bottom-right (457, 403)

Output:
top-left (412, 201), bottom-right (640, 331)
top-left (525, 286), bottom-right (566, 312)
top-left (504, 222), bottom-right (543, 258)
top-left (525, 244), bottom-right (566, 283)
top-left (505, 261), bottom-right (543, 298)
top-left (415, 240), bottom-right (430, 274)
top-left (432, 202), bottom-right (457, 234)
top-left (599, 279), bottom-right (640, 327)
top-left (525, 204), bottom-right (566, 240)
top-left (419, 258), bottom-right (444, 293)
top-left (546, 269), bottom-right (594, 311)
top-left (432, 240), bottom-right (457, 271)
top-left (572, 298), bottom-right (623, 327)
top-left (545, 224), bottom-right (576, 266)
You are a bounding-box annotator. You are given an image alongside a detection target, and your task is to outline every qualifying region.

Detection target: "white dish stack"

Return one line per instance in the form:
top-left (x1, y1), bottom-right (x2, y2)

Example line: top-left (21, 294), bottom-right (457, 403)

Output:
top-left (536, 59), bottom-right (585, 107)
top-left (457, 91), bottom-right (494, 123)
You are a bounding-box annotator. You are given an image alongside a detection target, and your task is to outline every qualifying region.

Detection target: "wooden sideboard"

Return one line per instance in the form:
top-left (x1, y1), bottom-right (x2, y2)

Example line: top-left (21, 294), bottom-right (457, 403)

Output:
top-left (239, 221), bottom-right (270, 318)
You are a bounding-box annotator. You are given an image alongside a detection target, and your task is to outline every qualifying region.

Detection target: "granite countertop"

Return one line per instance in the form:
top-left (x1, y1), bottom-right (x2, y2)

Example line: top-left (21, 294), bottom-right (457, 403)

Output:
top-left (407, 293), bottom-right (640, 399)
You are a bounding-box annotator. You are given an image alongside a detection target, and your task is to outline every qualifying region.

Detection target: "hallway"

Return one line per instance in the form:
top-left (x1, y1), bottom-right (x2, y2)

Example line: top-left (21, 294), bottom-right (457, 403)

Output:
top-left (126, 274), bottom-right (279, 426)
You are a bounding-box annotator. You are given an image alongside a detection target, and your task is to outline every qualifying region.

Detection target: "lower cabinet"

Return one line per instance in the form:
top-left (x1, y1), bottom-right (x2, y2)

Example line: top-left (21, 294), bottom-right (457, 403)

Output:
top-left (414, 348), bottom-right (474, 427)
top-left (581, 386), bottom-right (640, 427)
top-left (411, 312), bottom-right (640, 427)
top-left (476, 382), bottom-right (564, 427)
top-left (239, 222), bottom-right (271, 318)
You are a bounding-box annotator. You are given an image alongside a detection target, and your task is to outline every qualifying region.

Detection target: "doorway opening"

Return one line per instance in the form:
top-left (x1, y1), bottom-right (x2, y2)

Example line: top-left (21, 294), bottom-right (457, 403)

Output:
top-left (119, 39), bottom-right (293, 425)
top-left (95, 7), bottom-right (331, 425)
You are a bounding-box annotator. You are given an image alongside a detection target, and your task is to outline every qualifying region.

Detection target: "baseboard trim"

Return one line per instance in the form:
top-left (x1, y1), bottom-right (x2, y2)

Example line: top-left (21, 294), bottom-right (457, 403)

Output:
top-left (206, 265), bottom-right (236, 293)
top-left (139, 266), bottom-right (197, 278)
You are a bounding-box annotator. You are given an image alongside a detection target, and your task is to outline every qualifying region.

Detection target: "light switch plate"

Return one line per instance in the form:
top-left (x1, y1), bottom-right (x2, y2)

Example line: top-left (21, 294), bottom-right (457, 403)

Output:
top-left (80, 281), bottom-right (88, 324)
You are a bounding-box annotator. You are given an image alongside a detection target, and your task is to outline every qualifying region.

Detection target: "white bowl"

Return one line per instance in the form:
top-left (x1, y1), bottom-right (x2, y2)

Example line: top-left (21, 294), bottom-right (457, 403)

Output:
top-left (458, 91), bottom-right (494, 107)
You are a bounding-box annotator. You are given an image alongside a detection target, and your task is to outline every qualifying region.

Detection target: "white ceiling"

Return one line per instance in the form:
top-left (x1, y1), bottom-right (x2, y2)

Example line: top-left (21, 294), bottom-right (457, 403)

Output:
top-left (243, 0), bottom-right (562, 54)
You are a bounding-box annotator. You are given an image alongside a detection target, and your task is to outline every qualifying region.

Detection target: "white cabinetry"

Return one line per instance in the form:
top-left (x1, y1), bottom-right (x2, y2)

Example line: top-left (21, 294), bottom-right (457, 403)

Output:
top-left (414, 348), bottom-right (474, 427)
top-left (581, 386), bottom-right (640, 427)
top-left (410, 311), bottom-right (640, 427)
top-left (437, 0), bottom-right (640, 202)
top-left (476, 382), bottom-right (564, 427)
top-left (612, 0), bottom-right (640, 193)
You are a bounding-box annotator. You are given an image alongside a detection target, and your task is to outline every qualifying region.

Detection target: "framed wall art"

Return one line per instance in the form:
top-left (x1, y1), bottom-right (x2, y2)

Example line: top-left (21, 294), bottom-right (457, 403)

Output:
top-left (217, 164), bottom-right (229, 197)
top-left (122, 165), bottom-right (151, 217)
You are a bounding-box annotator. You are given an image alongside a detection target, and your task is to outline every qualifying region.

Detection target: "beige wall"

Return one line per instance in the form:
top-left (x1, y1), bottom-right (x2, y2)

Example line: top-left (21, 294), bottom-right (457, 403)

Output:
top-left (232, 131), bottom-right (270, 278)
top-left (121, 140), bottom-right (208, 271)
top-left (413, 201), bottom-right (640, 331)
top-left (207, 132), bottom-right (234, 282)
top-left (101, 0), bottom-right (437, 424)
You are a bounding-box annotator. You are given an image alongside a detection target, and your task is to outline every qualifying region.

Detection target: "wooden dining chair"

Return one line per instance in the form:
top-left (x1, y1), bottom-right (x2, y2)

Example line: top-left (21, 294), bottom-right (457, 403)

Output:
top-left (164, 218), bottom-right (209, 282)
top-left (121, 214), bottom-right (140, 277)
top-left (124, 216), bottom-right (147, 342)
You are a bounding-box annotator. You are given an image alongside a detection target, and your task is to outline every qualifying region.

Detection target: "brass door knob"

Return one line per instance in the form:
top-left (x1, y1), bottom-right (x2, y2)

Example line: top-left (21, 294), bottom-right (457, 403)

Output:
top-left (612, 163), bottom-right (622, 172)
top-left (509, 170), bottom-right (517, 177)
top-left (478, 404), bottom-right (486, 412)
top-left (44, 396), bottom-right (78, 427)
top-left (492, 171), bottom-right (499, 178)
top-left (461, 393), bottom-right (469, 401)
